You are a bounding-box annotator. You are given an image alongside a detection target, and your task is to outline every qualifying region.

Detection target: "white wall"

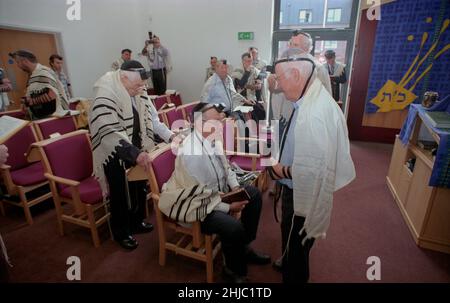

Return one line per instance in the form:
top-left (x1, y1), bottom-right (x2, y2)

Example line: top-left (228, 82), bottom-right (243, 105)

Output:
top-left (0, 0), bottom-right (274, 103)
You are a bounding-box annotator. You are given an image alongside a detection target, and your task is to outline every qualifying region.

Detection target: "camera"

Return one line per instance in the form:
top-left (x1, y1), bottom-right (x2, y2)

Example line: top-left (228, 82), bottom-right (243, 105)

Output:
top-left (146, 31), bottom-right (154, 44)
top-left (265, 65), bottom-right (274, 73)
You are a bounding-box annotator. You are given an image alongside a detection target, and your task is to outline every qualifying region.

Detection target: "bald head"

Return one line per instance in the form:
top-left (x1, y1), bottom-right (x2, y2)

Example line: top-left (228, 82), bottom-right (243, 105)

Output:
top-left (119, 70), bottom-right (146, 96)
top-left (290, 31), bottom-right (312, 53)
top-left (274, 55), bottom-right (316, 101)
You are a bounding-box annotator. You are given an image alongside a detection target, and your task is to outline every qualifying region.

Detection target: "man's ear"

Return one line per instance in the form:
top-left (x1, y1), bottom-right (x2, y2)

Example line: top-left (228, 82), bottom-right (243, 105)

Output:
top-left (289, 68), bottom-right (301, 85)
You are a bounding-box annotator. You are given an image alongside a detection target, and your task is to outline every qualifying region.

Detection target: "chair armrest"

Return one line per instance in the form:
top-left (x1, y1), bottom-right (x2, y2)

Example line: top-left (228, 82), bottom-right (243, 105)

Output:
top-left (236, 137), bottom-right (268, 143)
top-left (44, 173), bottom-right (80, 187)
top-left (0, 164), bottom-right (11, 171)
top-left (224, 149), bottom-right (260, 158)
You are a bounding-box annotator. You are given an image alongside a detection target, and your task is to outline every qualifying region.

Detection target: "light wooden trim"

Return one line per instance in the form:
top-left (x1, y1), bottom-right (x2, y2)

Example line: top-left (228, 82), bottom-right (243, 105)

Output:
top-left (44, 173), bottom-right (80, 187)
top-left (0, 164), bottom-right (16, 194)
top-left (31, 129), bottom-right (89, 149)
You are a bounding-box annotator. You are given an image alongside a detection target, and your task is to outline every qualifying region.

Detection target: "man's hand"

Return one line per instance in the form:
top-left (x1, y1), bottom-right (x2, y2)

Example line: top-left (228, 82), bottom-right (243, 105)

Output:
top-left (230, 186), bottom-right (240, 192)
top-left (267, 74), bottom-right (278, 92)
top-left (244, 99), bottom-right (256, 106)
top-left (229, 200), bottom-right (248, 213)
top-left (0, 145), bottom-right (9, 166)
top-left (266, 162), bottom-right (291, 180)
top-left (136, 152), bottom-right (152, 172)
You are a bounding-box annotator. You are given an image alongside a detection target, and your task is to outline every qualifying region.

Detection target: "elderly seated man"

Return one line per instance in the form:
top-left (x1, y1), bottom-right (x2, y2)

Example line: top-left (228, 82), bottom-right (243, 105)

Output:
top-left (158, 102), bottom-right (271, 283)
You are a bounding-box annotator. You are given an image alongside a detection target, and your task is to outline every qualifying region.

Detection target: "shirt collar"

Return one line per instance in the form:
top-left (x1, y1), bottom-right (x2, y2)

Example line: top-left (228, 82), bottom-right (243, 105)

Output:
top-left (293, 97), bottom-right (304, 110)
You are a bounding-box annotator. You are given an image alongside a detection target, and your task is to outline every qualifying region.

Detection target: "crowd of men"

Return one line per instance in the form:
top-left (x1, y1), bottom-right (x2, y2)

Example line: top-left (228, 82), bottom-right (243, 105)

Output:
top-left (1, 30), bottom-right (353, 284)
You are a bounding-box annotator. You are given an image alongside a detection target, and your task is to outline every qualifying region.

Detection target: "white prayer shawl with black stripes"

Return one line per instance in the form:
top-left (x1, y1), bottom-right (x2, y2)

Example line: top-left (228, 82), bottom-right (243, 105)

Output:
top-left (26, 63), bottom-right (69, 111)
top-left (159, 155), bottom-right (222, 223)
top-left (89, 70), bottom-right (155, 197)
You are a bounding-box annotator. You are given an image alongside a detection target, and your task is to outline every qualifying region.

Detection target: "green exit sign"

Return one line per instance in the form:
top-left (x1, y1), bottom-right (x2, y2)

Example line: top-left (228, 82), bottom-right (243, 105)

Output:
top-left (238, 32), bottom-right (254, 40)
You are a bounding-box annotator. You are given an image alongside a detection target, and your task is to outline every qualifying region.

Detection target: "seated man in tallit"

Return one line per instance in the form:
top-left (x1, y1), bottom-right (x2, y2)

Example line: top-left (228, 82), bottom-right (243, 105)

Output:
top-left (9, 50), bottom-right (69, 119)
top-left (159, 102), bottom-right (271, 283)
top-left (267, 53), bottom-right (355, 283)
top-left (231, 52), bottom-right (266, 123)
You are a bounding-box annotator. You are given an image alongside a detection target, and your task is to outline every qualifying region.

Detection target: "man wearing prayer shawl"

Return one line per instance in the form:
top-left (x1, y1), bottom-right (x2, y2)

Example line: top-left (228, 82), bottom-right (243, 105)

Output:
top-left (159, 102), bottom-right (271, 283)
top-left (267, 53), bottom-right (355, 283)
top-left (89, 60), bottom-right (175, 250)
top-left (10, 50), bottom-right (69, 119)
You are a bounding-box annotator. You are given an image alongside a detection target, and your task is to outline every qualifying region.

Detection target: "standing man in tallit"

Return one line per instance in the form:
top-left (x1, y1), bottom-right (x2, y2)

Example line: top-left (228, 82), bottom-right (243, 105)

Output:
top-left (267, 54), bottom-right (355, 283)
top-left (89, 60), bottom-right (175, 250)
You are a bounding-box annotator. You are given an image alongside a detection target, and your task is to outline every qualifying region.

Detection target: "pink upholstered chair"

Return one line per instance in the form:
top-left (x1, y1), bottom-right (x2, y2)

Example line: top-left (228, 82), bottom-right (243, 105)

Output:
top-left (35, 130), bottom-right (109, 247)
top-left (33, 116), bottom-right (77, 140)
top-left (168, 93), bottom-right (182, 107)
top-left (177, 101), bottom-right (200, 123)
top-left (0, 123), bottom-right (52, 225)
top-left (147, 144), bottom-right (221, 283)
top-left (153, 95), bottom-right (171, 111)
top-left (161, 107), bottom-right (186, 130)
top-left (222, 119), bottom-right (270, 191)
top-left (0, 108), bottom-right (28, 120)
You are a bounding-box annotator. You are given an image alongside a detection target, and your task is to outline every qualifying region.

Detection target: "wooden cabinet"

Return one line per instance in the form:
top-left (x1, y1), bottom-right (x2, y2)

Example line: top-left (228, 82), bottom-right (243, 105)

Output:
top-left (386, 116), bottom-right (450, 254)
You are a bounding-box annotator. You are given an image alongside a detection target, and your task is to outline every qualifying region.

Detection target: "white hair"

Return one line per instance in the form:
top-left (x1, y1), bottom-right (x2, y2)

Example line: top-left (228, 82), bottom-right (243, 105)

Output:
top-left (276, 53), bottom-right (317, 98)
top-left (277, 53), bottom-right (317, 80)
top-left (120, 70), bottom-right (141, 83)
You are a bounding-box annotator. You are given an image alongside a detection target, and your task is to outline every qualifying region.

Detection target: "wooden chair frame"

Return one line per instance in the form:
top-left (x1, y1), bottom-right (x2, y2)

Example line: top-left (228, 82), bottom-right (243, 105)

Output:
top-left (129, 144), bottom-right (221, 282)
top-left (0, 124), bottom-right (52, 225)
top-left (33, 130), bottom-right (110, 247)
top-left (32, 116), bottom-right (78, 141)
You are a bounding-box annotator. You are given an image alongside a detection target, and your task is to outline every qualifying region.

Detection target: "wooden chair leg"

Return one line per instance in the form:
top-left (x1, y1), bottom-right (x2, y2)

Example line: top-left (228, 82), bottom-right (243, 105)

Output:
top-left (18, 188), bottom-right (33, 225)
top-left (158, 224), bottom-right (167, 266)
top-left (53, 196), bottom-right (65, 236)
top-left (205, 235), bottom-right (214, 283)
top-left (86, 205), bottom-right (100, 248)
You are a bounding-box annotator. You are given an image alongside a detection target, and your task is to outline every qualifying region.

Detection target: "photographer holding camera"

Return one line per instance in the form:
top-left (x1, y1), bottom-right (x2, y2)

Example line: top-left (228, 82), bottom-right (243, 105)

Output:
top-left (142, 33), bottom-right (172, 95)
top-left (0, 68), bottom-right (12, 111)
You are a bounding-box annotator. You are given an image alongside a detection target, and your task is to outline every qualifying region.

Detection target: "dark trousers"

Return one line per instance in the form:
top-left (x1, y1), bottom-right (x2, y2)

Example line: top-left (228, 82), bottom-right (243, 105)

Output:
top-left (152, 68), bottom-right (167, 95)
top-left (201, 185), bottom-right (262, 276)
top-left (104, 160), bottom-right (147, 240)
top-left (281, 186), bottom-right (315, 283)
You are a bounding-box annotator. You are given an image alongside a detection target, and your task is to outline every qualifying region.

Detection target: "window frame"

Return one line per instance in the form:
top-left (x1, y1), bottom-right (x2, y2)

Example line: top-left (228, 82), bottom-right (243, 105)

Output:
top-left (327, 8), bottom-right (342, 23)
top-left (298, 9), bottom-right (312, 24)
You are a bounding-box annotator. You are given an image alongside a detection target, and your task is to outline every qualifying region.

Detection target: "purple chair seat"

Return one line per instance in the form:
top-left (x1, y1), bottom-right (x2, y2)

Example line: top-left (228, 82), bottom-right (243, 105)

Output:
top-left (229, 156), bottom-right (265, 171)
top-left (60, 176), bottom-right (103, 205)
top-left (10, 162), bottom-right (47, 186)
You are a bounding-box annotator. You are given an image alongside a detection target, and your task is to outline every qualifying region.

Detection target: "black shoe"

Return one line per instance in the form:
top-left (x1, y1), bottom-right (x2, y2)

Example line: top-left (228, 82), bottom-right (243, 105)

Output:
top-left (132, 222), bottom-right (154, 234)
top-left (246, 248), bottom-right (271, 265)
top-left (222, 267), bottom-right (248, 283)
top-left (272, 257), bottom-right (282, 272)
top-left (117, 236), bottom-right (138, 250)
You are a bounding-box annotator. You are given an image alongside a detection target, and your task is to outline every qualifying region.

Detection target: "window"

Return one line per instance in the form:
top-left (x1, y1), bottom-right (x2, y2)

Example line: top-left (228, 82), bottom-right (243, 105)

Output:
top-left (278, 0), bottom-right (354, 29)
top-left (327, 8), bottom-right (342, 23)
top-left (324, 40), bottom-right (338, 49)
top-left (298, 9), bottom-right (312, 23)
